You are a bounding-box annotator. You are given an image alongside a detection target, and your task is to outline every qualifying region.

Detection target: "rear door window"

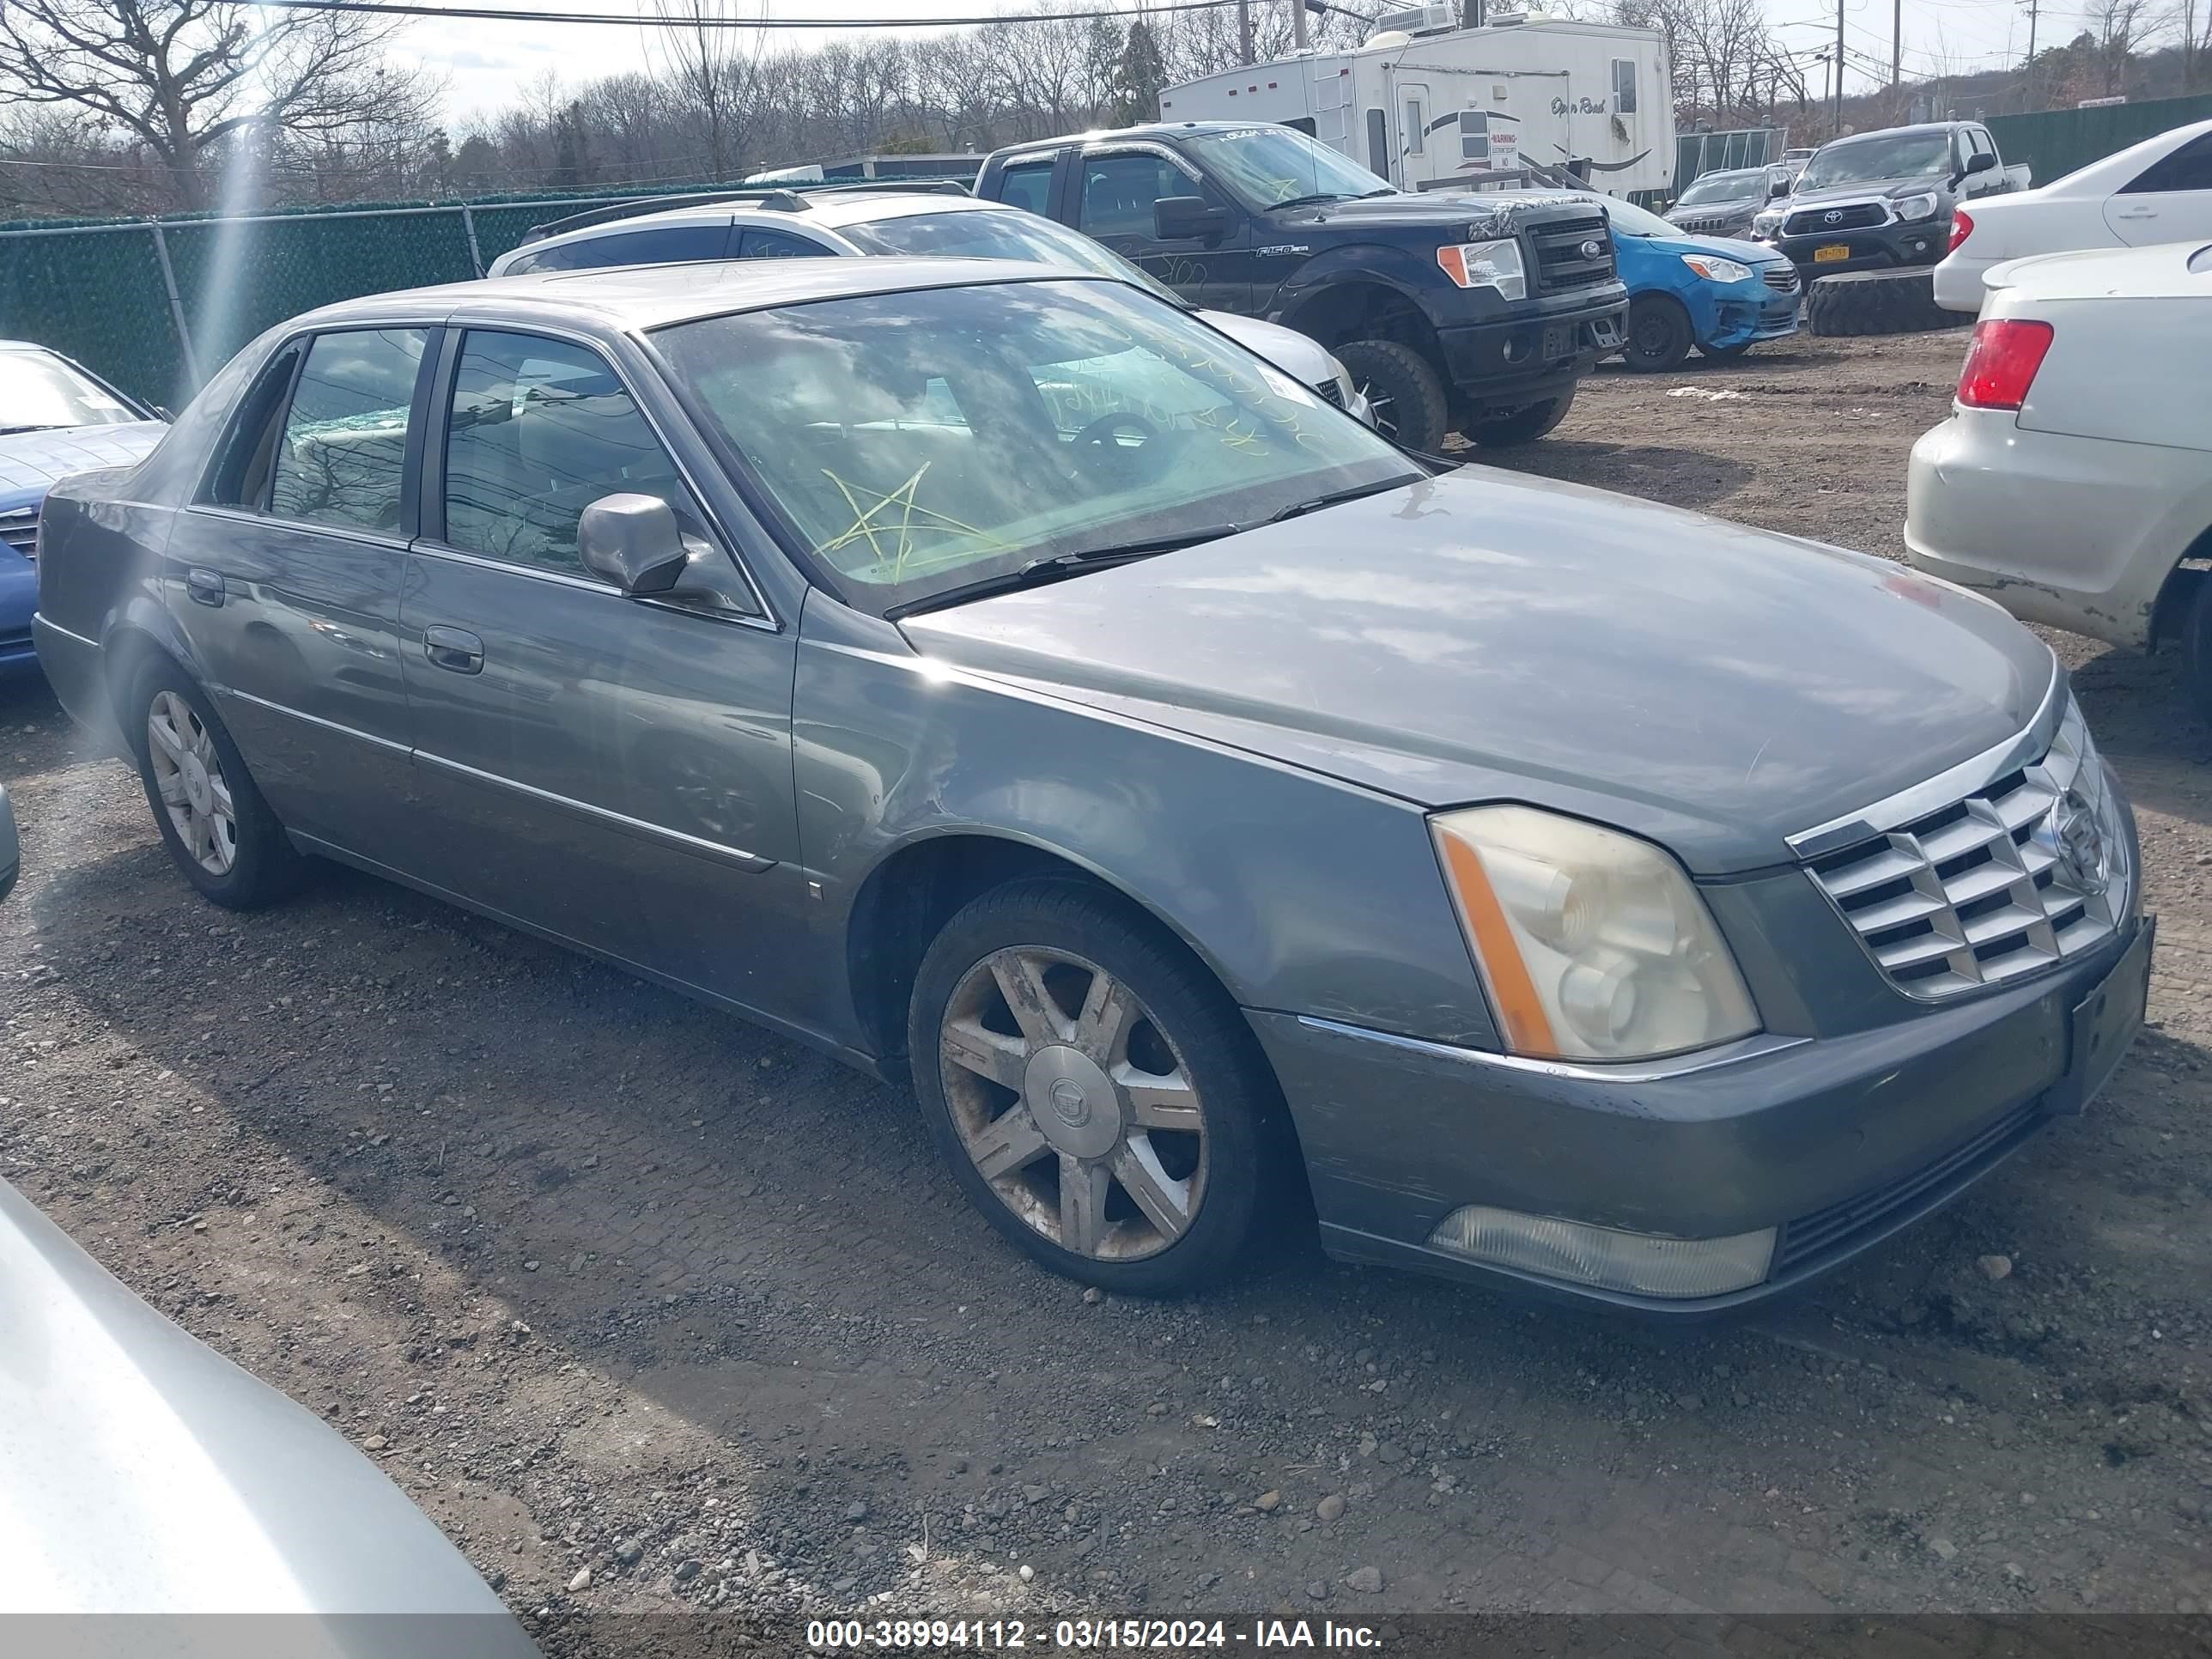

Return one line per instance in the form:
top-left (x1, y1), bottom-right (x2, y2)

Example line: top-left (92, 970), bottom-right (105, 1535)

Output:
top-left (995, 160), bottom-right (1055, 216)
top-left (2123, 132), bottom-right (2212, 193)
top-left (512, 223), bottom-right (733, 273)
top-left (266, 327), bottom-right (429, 536)
top-left (737, 228), bottom-right (835, 259)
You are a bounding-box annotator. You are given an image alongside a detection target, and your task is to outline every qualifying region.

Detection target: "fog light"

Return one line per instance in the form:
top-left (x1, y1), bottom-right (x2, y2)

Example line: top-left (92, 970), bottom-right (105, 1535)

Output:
top-left (1427, 1205), bottom-right (1776, 1298)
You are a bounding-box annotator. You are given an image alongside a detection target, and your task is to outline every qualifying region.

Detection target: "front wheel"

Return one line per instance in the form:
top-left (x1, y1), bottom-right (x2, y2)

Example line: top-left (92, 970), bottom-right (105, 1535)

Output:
top-left (2184, 573), bottom-right (2212, 726)
top-left (1462, 386), bottom-right (1576, 447)
top-left (908, 879), bottom-right (1284, 1295)
top-left (131, 658), bottom-right (307, 908)
top-left (1622, 295), bottom-right (1693, 373)
top-left (1333, 338), bottom-right (1450, 453)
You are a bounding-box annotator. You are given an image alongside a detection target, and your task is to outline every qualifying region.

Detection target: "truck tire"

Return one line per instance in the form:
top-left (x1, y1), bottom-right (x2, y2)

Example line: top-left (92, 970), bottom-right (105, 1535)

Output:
top-left (1334, 338), bottom-right (1450, 453)
top-left (1804, 268), bottom-right (1966, 337)
top-left (1622, 294), bottom-right (1693, 373)
top-left (2185, 573), bottom-right (2212, 727)
top-left (1462, 386), bottom-right (1576, 447)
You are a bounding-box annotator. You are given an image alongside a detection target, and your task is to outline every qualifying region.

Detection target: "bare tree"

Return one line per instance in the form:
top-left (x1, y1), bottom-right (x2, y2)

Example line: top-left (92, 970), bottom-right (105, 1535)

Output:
top-left (653, 0), bottom-right (764, 183)
top-left (0, 0), bottom-right (422, 210)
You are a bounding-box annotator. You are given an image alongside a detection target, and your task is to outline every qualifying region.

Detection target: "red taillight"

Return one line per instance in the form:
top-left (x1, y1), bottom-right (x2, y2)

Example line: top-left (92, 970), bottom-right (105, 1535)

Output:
top-left (1956, 319), bottom-right (2054, 411)
top-left (1948, 207), bottom-right (1974, 255)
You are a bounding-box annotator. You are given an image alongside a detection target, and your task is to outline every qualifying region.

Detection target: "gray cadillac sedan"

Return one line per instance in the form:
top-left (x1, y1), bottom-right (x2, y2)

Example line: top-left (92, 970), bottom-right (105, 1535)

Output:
top-left (34, 259), bottom-right (2151, 1311)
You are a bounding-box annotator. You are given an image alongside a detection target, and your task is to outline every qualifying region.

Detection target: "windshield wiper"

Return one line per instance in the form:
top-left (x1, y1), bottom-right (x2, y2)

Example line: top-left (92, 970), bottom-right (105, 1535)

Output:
top-left (0, 423), bottom-right (65, 436)
top-left (1273, 191), bottom-right (1352, 210)
top-left (886, 526), bottom-right (1244, 620)
top-left (1266, 475), bottom-right (1423, 524)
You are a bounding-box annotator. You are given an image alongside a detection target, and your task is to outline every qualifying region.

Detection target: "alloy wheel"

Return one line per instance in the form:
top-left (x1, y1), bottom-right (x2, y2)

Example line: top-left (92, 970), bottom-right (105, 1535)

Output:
top-left (939, 946), bottom-right (1206, 1261)
top-left (146, 690), bottom-right (237, 876)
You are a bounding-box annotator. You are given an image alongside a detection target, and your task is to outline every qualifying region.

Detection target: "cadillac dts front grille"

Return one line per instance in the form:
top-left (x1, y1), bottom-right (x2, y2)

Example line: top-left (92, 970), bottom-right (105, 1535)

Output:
top-left (1805, 696), bottom-right (2130, 1000)
top-left (0, 506), bottom-right (35, 562)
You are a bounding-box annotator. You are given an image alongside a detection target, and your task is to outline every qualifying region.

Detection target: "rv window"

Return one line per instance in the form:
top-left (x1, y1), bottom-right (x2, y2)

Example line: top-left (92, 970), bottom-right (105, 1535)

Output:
top-left (1365, 108), bottom-right (1389, 175)
top-left (1285, 117), bottom-right (1317, 137)
top-left (1612, 58), bottom-right (1638, 114)
top-left (1404, 100), bottom-right (1425, 156)
top-left (1459, 110), bottom-right (1489, 164)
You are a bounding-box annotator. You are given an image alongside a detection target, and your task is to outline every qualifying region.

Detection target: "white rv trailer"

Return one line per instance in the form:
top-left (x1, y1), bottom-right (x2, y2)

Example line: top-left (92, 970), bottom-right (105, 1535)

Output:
top-left (1158, 6), bottom-right (1673, 199)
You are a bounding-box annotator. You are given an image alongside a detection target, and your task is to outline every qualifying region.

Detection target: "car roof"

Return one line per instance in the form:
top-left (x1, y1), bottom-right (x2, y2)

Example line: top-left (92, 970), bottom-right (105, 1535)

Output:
top-left (284, 256), bottom-right (1108, 337)
top-left (507, 190), bottom-right (1014, 258)
top-left (1819, 123), bottom-right (1965, 146)
top-left (989, 121), bottom-right (1254, 159)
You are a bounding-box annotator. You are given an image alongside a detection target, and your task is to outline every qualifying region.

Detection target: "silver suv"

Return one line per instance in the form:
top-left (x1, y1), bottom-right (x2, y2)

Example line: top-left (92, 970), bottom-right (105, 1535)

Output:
top-left (488, 185), bottom-right (1371, 423)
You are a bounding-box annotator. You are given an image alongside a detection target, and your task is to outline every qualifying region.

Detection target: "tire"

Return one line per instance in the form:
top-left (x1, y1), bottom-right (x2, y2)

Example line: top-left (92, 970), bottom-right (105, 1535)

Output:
top-left (1622, 295), bottom-right (1693, 373)
top-left (2185, 572), bottom-right (2212, 727)
top-left (1698, 340), bottom-right (1752, 360)
top-left (129, 656), bottom-right (307, 909)
top-left (907, 878), bottom-right (1288, 1296)
top-left (1804, 267), bottom-right (1966, 337)
top-left (1334, 337), bottom-right (1450, 453)
top-left (1462, 385), bottom-right (1576, 447)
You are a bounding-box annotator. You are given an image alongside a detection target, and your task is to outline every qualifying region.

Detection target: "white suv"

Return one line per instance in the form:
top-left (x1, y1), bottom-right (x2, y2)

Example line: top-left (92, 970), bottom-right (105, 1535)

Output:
top-left (489, 185), bottom-right (1371, 423)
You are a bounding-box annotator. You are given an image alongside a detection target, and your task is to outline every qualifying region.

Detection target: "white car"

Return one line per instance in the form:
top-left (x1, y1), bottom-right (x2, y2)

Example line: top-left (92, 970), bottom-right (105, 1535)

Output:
top-left (488, 186), bottom-right (1373, 423)
top-left (1934, 118), bottom-right (2212, 312)
top-left (1905, 240), bottom-right (2212, 714)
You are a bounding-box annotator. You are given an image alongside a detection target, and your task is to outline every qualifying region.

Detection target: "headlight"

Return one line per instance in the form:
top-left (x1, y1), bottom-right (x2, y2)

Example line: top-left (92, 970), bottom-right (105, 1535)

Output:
top-left (1751, 210), bottom-right (1783, 239)
top-left (1431, 805), bottom-right (1759, 1062)
top-left (1436, 238), bottom-right (1527, 301)
top-left (1894, 191), bottom-right (1941, 222)
top-left (1680, 252), bottom-right (1752, 284)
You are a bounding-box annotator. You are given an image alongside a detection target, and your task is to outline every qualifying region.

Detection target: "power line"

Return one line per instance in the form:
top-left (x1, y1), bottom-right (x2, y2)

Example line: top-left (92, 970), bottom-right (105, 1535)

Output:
top-left (239, 0), bottom-right (1244, 27)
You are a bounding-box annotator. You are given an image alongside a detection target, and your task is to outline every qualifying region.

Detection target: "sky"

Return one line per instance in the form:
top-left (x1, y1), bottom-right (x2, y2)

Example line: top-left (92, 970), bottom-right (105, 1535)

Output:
top-left (386, 0), bottom-right (2070, 132)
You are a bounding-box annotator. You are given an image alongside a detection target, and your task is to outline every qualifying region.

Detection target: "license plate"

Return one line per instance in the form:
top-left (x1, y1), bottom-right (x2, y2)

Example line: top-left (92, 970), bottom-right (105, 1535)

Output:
top-left (1814, 244), bottom-right (1851, 263)
top-left (2049, 917), bottom-right (2154, 1115)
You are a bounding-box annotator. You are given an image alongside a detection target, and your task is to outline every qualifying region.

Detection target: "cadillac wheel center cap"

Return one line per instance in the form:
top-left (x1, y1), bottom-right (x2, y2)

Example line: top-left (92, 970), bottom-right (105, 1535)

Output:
top-left (1024, 1046), bottom-right (1121, 1160)
top-left (180, 753), bottom-right (212, 814)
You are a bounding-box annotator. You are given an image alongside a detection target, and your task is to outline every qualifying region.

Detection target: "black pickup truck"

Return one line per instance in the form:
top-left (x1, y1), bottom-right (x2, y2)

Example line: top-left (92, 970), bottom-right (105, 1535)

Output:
top-left (975, 121), bottom-right (1628, 452)
top-left (1757, 120), bottom-right (2030, 278)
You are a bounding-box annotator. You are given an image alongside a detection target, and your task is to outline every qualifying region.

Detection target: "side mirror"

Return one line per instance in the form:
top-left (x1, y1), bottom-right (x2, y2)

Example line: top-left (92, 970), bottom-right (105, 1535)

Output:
top-left (1155, 196), bottom-right (1230, 240)
top-left (579, 492), bottom-right (690, 595)
top-left (1767, 176), bottom-right (1790, 199)
top-left (1964, 150), bottom-right (1996, 176)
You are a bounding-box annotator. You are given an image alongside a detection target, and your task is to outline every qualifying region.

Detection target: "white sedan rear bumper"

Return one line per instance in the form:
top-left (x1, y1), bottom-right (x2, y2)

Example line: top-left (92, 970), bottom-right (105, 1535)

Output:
top-left (1931, 251), bottom-right (1996, 313)
top-left (1905, 409), bottom-right (2200, 651)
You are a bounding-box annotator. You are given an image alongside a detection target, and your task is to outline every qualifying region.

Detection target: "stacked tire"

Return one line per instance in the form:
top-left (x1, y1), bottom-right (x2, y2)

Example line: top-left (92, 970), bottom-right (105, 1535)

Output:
top-left (1804, 268), bottom-right (1968, 338)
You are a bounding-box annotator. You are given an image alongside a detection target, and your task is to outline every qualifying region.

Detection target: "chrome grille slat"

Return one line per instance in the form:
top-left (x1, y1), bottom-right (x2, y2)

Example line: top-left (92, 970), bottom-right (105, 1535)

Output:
top-left (1806, 693), bottom-right (2130, 1000)
top-left (0, 505), bottom-right (36, 562)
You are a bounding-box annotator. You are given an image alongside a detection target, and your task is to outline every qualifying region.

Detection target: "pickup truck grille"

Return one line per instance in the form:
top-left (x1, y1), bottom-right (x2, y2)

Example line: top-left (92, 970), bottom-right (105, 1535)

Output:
top-left (1528, 216), bottom-right (1615, 295)
top-left (1783, 202), bottom-right (1887, 236)
top-left (0, 506), bottom-right (35, 562)
top-left (1805, 697), bottom-right (2130, 1000)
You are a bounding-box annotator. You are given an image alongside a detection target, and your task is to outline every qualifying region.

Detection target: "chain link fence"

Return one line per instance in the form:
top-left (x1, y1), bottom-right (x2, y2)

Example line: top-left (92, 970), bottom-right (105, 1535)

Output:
top-left (0, 186), bottom-right (738, 410)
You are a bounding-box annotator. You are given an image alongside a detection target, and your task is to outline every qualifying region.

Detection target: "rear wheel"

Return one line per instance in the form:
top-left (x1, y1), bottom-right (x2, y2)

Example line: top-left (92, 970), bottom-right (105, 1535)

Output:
top-left (1622, 295), bottom-right (1693, 373)
top-left (1334, 337), bottom-right (1450, 453)
top-left (908, 878), bottom-right (1284, 1295)
top-left (130, 659), bottom-right (307, 908)
top-left (1462, 386), bottom-right (1576, 447)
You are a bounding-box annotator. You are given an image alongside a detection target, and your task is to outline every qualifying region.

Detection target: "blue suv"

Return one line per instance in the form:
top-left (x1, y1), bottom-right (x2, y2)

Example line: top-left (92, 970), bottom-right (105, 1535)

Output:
top-left (1581, 196), bottom-right (1802, 373)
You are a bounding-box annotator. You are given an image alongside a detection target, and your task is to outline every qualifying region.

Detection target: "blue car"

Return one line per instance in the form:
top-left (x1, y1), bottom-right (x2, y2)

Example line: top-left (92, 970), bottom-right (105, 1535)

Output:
top-left (1, 343), bottom-right (167, 675)
top-left (1579, 196), bottom-right (1802, 374)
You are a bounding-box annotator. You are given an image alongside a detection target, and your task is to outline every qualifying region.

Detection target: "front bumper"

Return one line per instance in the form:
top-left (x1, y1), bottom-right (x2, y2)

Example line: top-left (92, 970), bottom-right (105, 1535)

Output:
top-left (1905, 411), bottom-right (2200, 652)
top-left (1252, 911), bottom-right (2150, 1315)
top-left (1437, 292), bottom-right (1626, 412)
top-left (1778, 216), bottom-right (1948, 276)
top-left (1700, 273), bottom-right (1802, 349)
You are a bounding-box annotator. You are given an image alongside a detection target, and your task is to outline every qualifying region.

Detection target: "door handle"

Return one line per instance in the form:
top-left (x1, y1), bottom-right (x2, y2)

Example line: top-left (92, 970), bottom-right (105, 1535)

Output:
top-left (422, 625), bottom-right (484, 675)
top-left (185, 568), bottom-right (224, 607)
top-left (2113, 204), bottom-right (2160, 218)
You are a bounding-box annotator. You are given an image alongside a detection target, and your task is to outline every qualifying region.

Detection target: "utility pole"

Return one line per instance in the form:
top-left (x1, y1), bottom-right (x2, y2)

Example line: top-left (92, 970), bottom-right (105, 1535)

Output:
top-left (1462, 0), bottom-right (1485, 27)
top-left (1834, 0), bottom-right (1845, 135)
top-left (1238, 0), bottom-right (1253, 64)
top-left (1291, 0), bottom-right (1309, 51)
top-left (2022, 0), bottom-right (2039, 111)
top-left (1891, 0), bottom-right (1901, 89)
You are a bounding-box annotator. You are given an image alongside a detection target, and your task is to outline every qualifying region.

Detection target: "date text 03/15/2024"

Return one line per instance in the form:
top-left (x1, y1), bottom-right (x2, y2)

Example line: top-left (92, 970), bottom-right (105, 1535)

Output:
top-left (806, 1619), bottom-right (1385, 1650)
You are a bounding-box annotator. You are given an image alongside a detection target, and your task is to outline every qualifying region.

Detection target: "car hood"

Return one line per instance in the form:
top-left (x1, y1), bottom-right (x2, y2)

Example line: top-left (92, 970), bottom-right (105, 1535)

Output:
top-left (0, 1177), bottom-right (538, 1640)
top-left (0, 420), bottom-right (167, 510)
top-left (1269, 190), bottom-right (1586, 235)
top-left (1786, 177), bottom-right (1949, 210)
top-left (1635, 231), bottom-right (1784, 265)
top-left (899, 469), bottom-right (2054, 874)
top-left (1199, 309), bottom-right (1339, 386)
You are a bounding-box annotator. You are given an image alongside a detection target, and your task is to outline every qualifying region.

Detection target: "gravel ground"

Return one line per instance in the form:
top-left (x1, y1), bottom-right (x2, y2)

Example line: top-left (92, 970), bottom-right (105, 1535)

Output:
top-left (3, 330), bottom-right (2209, 1649)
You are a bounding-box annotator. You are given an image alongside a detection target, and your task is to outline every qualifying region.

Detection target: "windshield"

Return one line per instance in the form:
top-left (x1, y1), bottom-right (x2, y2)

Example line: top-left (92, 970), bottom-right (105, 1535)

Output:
top-left (1676, 173), bottom-right (1760, 205)
top-left (1182, 126), bottom-right (1392, 209)
top-left (0, 349), bottom-right (140, 431)
top-left (1799, 132), bottom-right (1953, 191)
top-left (1591, 197), bottom-right (1679, 238)
top-left (653, 278), bottom-right (1413, 616)
top-left (839, 209), bottom-right (1183, 307)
